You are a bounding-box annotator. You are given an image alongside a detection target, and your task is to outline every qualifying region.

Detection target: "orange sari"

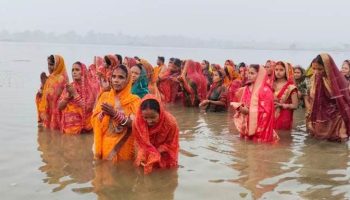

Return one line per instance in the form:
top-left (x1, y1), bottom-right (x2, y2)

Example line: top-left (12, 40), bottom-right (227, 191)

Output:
top-left (149, 64), bottom-right (166, 99)
top-left (133, 94), bottom-right (179, 174)
top-left (38, 55), bottom-right (68, 130)
top-left (92, 69), bottom-right (140, 162)
top-left (233, 66), bottom-right (278, 143)
top-left (59, 63), bottom-right (95, 134)
top-left (274, 62), bottom-right (297, 130)
top-left (224, 60), bottom-right (240, 87)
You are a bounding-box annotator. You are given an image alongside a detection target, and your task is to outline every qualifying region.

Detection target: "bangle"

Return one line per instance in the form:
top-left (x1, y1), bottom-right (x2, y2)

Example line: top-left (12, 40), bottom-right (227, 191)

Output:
top-left (120, 117), bottom-right (129, 126)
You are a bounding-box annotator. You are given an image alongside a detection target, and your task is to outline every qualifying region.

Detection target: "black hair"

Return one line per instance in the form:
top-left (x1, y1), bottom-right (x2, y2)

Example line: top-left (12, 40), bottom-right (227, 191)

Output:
top-left (173, 58), bottom-right (182, 68)
top-left (47, 55), bottom-right (55, 64)
top-left (312, 55), bottom-right (324, 66)
top-left (203, 60), bottom-right (210, 68)
top-left (238, 62), bottom-right (246, 68)
top-left (73, 61), bottom-right (82, 67)
top-left (134, 63), bottom-right (143, 71)
top-left (113, 64), bottom-right (128, 77)
top-left (141, 99), bottom-right (160, 114)
top-left (40, 72), bottom-right (47, 79)
top-left (134, 56), bottom-right (141, 61)
top-left (169, 57), bottom-right (175, 62)
top-left (158, 56), bottom-right (165, 63)
top-left (115, 54), bottom-right (123, 63)
top-left (293, 65), bottom-right (305, 75)
top-left (104, 56), bottom-right (111, 66)
top-left (249, 64), bottom-right (260, 72)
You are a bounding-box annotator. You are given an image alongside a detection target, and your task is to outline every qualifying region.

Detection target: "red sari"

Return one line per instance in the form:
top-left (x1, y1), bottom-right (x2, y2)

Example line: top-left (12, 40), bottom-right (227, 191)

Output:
top-left (133, 94), bottom-right (179, 174)
top-left (124, 57), bottom-right (137, 68)
top-left (157, 69), bottom-right (181, 103)
top-left (233, 66), bottom-right (278, 143)
top-left (274, 62), bottom-right (297, 130)
top-left (306, 54), bottom-right (350, 141)
top-left (89, 56), bottom-right (104, 99)
top-left (59, 63), bottom-right (95, 134)
top-left (38, 55), bottom-right (68, 130)
top-left (180, 60), bottom-right (207, 106)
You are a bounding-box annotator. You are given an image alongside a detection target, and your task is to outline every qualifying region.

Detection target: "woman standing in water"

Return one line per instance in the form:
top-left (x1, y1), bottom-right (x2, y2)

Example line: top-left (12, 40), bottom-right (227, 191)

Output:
top-left (273, 61), bottom-right (298, 130)
top-left (130, 63), bottom-right (149, 98)
top-left (38, 55), bottom-right (68, 130)
top-left (58, 62), bottom-right (95, 134)
top-left (305, 54), bottom-right (350, 142)
top-left (133, 94), bottom-right (179, 174)
top-left (157, 58), bottom-right (182, 103)
top-left (199, 69), bottom-right (227, 112)
top-left (293, 65), bottom-right (308, 108)
top-left (178, 60), bottom-right (207, 107)
top-left (92, 64), bottom-right (140, 162)
top-left (232, 64), bottom-right (278, 143)
top-left (341, 60), bottom-right (350, 85)
top-left (36, 72), bottom-right (48, 127)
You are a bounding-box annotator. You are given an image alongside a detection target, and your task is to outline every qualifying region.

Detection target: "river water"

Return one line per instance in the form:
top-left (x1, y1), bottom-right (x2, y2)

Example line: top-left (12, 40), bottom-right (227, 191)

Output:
top-left (0, 42), bottom-right (349, 200)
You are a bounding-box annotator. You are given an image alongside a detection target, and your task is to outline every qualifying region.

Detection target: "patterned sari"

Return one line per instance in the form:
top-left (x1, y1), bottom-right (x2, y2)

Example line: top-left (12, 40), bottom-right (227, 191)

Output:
top-left (92, 66), bottom-right (140, 162)
top-left (133, 94), bottom-right (179, 174)
top-left (306, 54), bottom-right (350, 141)
top-left (234, 66), bottom-right (278, 143)
top-left (59, 63), bottom-right (95, 134)
top-left (274, 62), bottom-right (297, 130)
top-left (38, 55), bottom-right (68, 130)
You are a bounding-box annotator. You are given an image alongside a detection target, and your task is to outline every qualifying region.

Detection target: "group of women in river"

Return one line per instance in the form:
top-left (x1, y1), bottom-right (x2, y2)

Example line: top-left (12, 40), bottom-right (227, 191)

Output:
top-left (35, 53), bottom-right (350, 174)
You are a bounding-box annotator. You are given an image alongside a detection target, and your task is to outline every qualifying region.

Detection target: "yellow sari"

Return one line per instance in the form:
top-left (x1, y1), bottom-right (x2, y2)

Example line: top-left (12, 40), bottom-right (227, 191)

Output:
top-left (92, 69), bottom-right (140, 162)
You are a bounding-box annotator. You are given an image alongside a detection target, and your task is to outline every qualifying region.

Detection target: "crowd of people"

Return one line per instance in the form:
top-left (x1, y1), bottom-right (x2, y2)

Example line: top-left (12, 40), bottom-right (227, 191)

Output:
top-left (35, 53), bottom-right (350, 174)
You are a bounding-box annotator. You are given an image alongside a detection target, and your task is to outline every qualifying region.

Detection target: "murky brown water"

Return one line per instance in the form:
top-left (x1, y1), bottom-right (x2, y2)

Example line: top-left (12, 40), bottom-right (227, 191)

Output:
top-left (1, 42), bottom-right (350, 200)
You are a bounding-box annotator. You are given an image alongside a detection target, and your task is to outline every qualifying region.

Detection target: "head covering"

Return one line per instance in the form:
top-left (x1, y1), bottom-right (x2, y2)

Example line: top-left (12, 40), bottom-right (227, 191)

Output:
top-left (139, 58), bottom-right (154, 82)
top-left (133, 94), bottom-right (179, 174)
top-left (131, 65), bottom-right (149, 98)
top-left (184, 60), bottom-right (207, 101)
top-left (310, 53), bottom-right (350, 137)
top-left (124, 57), bottom-right (137, 68)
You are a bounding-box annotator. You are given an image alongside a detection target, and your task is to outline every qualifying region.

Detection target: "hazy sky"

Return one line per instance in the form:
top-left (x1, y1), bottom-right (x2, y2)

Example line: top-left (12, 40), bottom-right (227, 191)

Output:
top-left (1, 0), bottom-right (350, 43)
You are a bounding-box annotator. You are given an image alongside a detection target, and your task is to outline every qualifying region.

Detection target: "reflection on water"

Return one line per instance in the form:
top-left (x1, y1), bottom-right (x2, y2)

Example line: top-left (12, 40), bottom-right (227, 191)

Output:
top-left (37, 129), bottom-right (178, 200)
top-left (1, 42), bottom-right (350, 199)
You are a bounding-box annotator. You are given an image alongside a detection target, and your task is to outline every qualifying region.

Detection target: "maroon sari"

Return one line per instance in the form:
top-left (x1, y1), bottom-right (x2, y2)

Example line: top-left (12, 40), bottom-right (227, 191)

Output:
top-left (307, 54), bottom-right (350, 141)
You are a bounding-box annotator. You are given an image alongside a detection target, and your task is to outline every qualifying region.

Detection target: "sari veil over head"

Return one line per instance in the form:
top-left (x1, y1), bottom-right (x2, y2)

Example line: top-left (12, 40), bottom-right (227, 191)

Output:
top-left (307, 53), bottom-right (350, 141)
top-left (39, 55), bottom-right (68, 130)
top-left (133, 94), bottom-right (179, 174)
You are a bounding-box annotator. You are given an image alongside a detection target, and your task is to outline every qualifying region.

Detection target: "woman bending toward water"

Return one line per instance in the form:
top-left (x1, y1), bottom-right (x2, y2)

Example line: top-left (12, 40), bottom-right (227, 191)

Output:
top-left (58, 62), bottom-right (95, 134)
top-left (305, 54), bottom-right (350, 142)
top-left (232, 64), bottom-right (278, 143)
top-left (38, 55), bottom-right (68, 130)
top-left (133, 95), bottom-right (179, 174)
top-left (92, 64), bottom-right (140, 162)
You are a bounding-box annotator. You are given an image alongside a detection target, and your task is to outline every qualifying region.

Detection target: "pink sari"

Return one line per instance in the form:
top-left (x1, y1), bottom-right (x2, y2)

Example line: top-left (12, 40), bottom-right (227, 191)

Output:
top-left (307, 54), bottom-right (350, 141)
top-left (88, 56), bottom-right (104, 99)
top-left (234, 66), bottom-right (278, 143)
top-left (59, 63), bottom-right (95, 134)
top-left (274, 62), bottom-right (297, 130)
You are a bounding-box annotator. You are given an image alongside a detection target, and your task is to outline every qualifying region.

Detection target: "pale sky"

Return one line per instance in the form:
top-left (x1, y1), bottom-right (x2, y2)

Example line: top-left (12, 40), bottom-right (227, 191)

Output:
top-left (1, 0), bottom-right (350, 43)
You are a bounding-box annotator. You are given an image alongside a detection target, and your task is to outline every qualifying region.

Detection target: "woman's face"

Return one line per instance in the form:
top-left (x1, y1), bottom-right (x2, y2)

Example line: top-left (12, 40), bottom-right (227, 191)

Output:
top-left (341, 62), bottom-right (350, 76)
top-left (141, 108), bottom-right (160, 127)
top-left (274, 64), bottom-right (286, 80)
top-left (247, 67), bottom-right (258, 84)
top-left (47, 58), bottom-right (55, 74)
top-left (294, 68), bottom-right (302, 80)
top-left (130, 66), bottom-right (141, 83)
top-left (212, 71), bottom-right (222, 83)
top-left (312, 62), bottom-right (325, 76)
top-left (200, 61), bottom-right (207, 70)
top-left (72, 64), bottom-right (82, 81)
top-left (264, 62), bottom-right (273, 76)
top-left (111, 68), bottom-right (128, 91)
top-left (122, 58), bottom-right (128, 67)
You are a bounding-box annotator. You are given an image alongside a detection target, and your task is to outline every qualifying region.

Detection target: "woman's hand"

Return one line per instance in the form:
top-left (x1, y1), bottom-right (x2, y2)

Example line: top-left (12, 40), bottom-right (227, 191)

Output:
top-left (101, 103), bottom-right (116, 118)
top-left (66, 84), bottom-right (77, 98)
top-left (238, 105), bottom-right (249, 115)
